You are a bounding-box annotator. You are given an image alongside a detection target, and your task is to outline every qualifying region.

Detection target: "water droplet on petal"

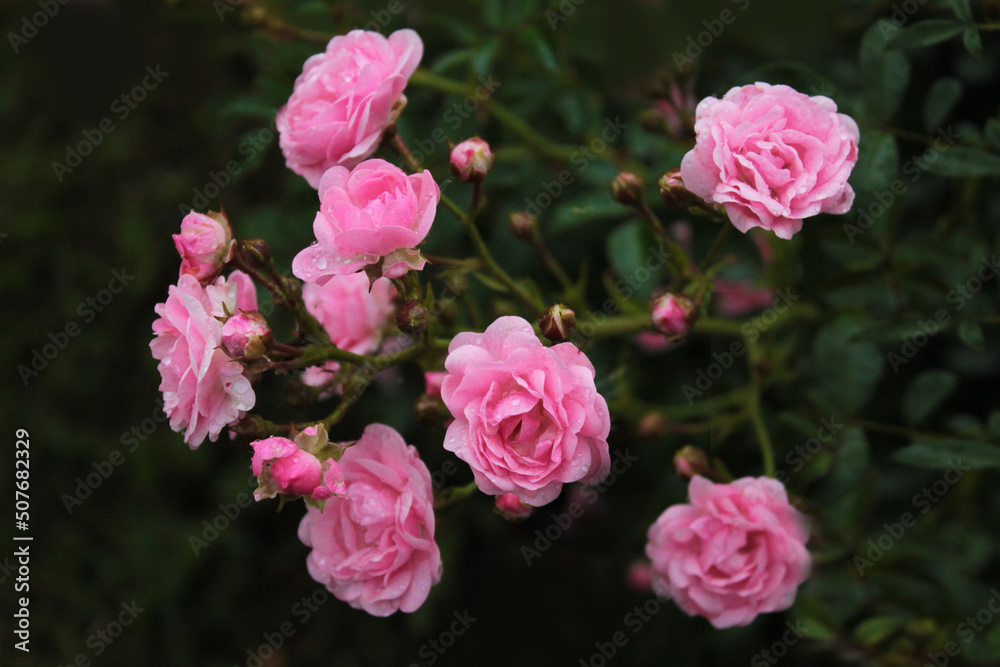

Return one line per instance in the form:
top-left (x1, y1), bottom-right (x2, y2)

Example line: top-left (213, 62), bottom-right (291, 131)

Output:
top-left (581, 464), bottom-right (590, 473)
top-left (316, 257), bottom-right (328, 270)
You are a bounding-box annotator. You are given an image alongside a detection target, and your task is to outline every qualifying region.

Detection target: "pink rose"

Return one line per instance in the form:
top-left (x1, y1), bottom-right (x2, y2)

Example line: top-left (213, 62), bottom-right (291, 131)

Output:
top-left (150, 271), bottom-right (258, 447)
top-left (173, 211), bottom-right (235, 284)
top-left (220, 310), bottom-right (271, 359)
top-left (250, 433), bottom-right (344, 501)
top-left (680, 82), bottom-right (859, 240)
top-left (292, 159), bottom-right (440, 283)
top-left (277, 29), bottom-right (423, 188)
top-left (449, 137), bottom-right (494, 182)
top-left (300, 273), bottom-right (397, 388)
top-left (646, 476), bottom-right (811, 629)
top-left (298, 424), bottom-right (442, 616)
top-left (441, 316), bottom-right (611, 507)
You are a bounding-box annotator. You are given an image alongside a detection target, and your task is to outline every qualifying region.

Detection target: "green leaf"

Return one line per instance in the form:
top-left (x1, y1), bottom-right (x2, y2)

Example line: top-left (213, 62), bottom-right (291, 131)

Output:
top-left (923, 77), bottom-right (963, 131)
top-left (789, 596), bottom-right (840, 641)
top-left (860, 25), bottom-right (911, 123)
top-left (849, 130), bottom-right (899, 194)
top-left (893, 438), bottom-right (1000, 468)
top-left (808, 318), bottom-right (885, 415)
top-left (854, 616), bottom-right (906, 646)
top-left (430, 49), bottom-right (474, 74)
top-left (522, 27), bottom-right (558, 73)
top-left (963, 27), bottom-right (983, 57)
top-left (887, 19), bottom-right (964, 49)
top-left (957, 320), bottom-right (985, 349)
top-left (902, 369), bottom-right (958, 424)
top-left (473, 38), bottom-right (501, 78)
top-left (985, 118), bottom-right (1000, 149)
top-left (924, 147), bottom-right (1000, 177)
top-left (950, 0), bottom-right (973, 22)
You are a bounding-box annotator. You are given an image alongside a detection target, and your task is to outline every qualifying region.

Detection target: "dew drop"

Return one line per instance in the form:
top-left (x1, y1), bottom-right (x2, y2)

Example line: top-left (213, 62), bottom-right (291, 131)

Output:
top-left (511, 397), bottom-right (521, 406)
top-left (316, 257), bottom-right (328, 270)
top-left (581, 464), bottom-right (590, 473)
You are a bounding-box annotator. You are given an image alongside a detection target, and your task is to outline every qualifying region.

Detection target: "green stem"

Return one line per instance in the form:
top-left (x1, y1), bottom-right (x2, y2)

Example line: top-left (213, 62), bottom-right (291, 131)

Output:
top-left (698, 223), bottom-right (734, 274)
top-left (408, 68), bottom-right (578, 162)
top-left (746, 339), bottom-right (776, 477)
top-left (439, 193), bottom-right (545, 313)
top-left (637, 201), bottom-right (692, 281)
top-left (433, 481), bottom-right (479, 511)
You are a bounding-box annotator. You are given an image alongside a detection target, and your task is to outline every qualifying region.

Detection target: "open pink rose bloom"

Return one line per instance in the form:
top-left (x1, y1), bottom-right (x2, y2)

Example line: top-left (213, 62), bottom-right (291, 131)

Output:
top-left (440, 316), bottom-right (612, 507)
top-left (681, 82), bottom-right (859, 239)
top-left (298, 424), bottom-right (441, 616)
top-left (646, 476), bottom-right (811, 628)
top-left (277, 29), bottom-right (423, 188)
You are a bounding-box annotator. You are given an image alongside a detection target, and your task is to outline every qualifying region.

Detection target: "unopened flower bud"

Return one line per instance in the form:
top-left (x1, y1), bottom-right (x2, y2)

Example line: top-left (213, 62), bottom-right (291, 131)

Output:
top-left (509, 211), bottom-right (536, 240)
top-left (173, 210), bottom-right (235, 284)
top-left (674, 445), bottom-right (710, 480)
top-left (396, 300), bottom-right (429, 335)
top-left (610, 171), bottom-right (645, 207)
top-left (240, 238), bottom-right (272, 267)
top-left (658, 169), bottom-right (703, 209)
top-left (450, 137), bottom-right (494, 182)
top-left (495, 493), bottom-right (532, 520)
top-left (637, 412), bottom-right (669, 440)
top-left (539, 304), bottom-right (576, 343)
top-left (650, 293), bottom-right (698, 340)
top-left (221, 310), bottom-right (271, 359)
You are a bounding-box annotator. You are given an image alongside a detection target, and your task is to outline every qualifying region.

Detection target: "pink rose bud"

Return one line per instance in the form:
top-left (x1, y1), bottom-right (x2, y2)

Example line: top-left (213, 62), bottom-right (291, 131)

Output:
top-left (495, 493), bottom-right (532, 520)
top-left (450, 137), bottom-right (494, 182)
top-left (657, 169), bottom-right (704, 210)
top-left (673, 445), bottom-right (710, 480)
top-left (424, 371), bottom-right (447, 398)
top-left (220, 311), bottom-right (271, 359)
top-left (292, 159), bottom-right (439, 283)
top-left (626, 560), bottom-right (653, 593)
top-left (610, 171), bottom-right (645, 207)
top-left (172, 211), bottom-right (235, 284)
top-left (539, 303), bottom-right (576, 343)
top-left (508, 211), bottom-right (536, 240)
top-left (680, 82), bottom-right (859, 239)
top-left (277, 29), bottom-right (424, 188)
top-left (646, 476), bottom-right (811, 628)
top-left (270, 449), bottom-right (324, 496)
top-left (251, 436), bottom-right (324, 499)
top-left (650, 293), bottom-right (698, 340)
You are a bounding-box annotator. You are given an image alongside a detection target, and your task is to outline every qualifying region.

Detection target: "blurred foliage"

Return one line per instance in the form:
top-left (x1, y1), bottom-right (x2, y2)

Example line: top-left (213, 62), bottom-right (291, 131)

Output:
top-left (1, 0), bottom-right (1000, 665)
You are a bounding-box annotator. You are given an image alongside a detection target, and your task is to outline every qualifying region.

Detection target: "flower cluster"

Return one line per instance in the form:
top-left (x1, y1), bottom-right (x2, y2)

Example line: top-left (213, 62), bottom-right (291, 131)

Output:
top-left (150, 26), bottom-right (864, 627)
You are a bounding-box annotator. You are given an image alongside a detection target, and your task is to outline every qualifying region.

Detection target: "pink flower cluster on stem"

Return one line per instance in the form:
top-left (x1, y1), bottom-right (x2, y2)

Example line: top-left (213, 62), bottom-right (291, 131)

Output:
top-left (150, 271), bottom-right (258, 448)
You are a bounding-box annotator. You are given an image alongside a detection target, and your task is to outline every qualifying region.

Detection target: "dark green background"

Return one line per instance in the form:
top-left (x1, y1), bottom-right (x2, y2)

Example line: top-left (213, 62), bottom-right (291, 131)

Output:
top-left (3, 0), bottom-right (1000, 665)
